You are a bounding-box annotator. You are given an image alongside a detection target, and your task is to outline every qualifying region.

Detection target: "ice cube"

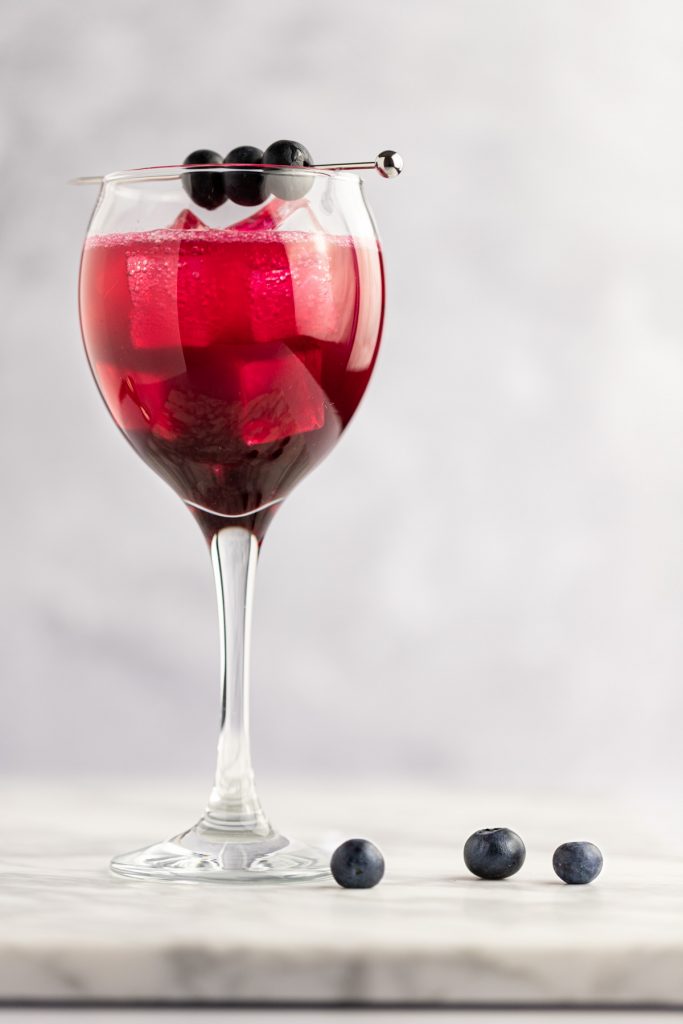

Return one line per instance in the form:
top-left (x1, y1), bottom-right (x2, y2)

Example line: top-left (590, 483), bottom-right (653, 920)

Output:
top-left (176, 237), bottom-right (252, 348)
top-left (231, 198), bottom-right (288, 233)
top-left (247, 233), bottom-right (356, 344)
top-left (288, 234), bottom-right (355, 342)
top-left (247, 242), bottom-right (297, 343)
top-left (95, 363), bottom-right (179, 440)
top-left (238, 342), bottom-right (325, 445)
top-left (230, 196), bottom-right (319, 233)
top-left (168, 209), bottom-right (208, 231)
top-left (127, 238), bottom-right (183, 350)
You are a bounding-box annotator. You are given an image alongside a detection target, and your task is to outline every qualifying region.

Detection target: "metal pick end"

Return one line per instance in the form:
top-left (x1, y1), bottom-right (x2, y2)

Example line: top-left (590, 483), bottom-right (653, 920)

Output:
top-left (375, 150), bottom-right (403, 178)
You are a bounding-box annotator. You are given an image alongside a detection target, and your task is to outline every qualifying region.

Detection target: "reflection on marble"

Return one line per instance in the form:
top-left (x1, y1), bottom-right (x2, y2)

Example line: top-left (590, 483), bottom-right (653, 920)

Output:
top-left (0, 781), bottom-right (681, 1007)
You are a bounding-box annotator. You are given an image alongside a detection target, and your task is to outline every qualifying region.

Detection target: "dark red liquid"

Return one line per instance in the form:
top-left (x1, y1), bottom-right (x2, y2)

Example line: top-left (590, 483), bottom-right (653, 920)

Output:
top-left (79, 211), bottom-right (384, 522)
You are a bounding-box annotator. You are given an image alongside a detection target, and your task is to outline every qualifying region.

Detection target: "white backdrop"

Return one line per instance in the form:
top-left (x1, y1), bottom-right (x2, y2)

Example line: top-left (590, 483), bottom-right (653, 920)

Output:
top-left (1, 0), bottom-right (682, 797)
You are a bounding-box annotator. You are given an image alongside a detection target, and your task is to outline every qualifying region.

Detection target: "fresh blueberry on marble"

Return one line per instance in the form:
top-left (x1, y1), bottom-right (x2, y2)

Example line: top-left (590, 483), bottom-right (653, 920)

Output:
top-left (330, 838), bottom-right (385, 889)
top-left (463, 827), bottom-right (526, 880)
top-left (181, 149), bottom-right (226, 210)
top-left (224, 145), bottom-right (266, 207)
top-left (552, 841), bottom-right (603, 885)
top-left (262, 138), bottom-right (313, 200)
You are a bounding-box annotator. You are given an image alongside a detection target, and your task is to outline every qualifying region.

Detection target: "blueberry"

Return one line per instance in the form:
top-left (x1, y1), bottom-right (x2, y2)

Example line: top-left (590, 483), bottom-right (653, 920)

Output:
top-left (463, 827), bottom-right (526, 880)
top-left (182, 149), bottom-right (226, 210)
top-left (552, 841), bottom-right (603, 885)
top-left (262, 139), bottom-right (313, 200)
top-left (263, 138), bottom-right (313, 168)
top-left (330, 838), bottom-right (385, 889)
top-left (224, 145), bottom-right (266, 207)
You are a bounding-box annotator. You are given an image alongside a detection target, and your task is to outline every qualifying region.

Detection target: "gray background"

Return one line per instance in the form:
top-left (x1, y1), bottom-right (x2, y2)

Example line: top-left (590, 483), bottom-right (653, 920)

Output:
top-left (1, 0), bottom-right (682, 798)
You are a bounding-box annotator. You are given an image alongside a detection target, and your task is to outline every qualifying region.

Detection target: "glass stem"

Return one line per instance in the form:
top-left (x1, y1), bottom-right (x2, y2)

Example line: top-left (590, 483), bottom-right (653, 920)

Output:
top-left (203, 525), bottom-right (269, 835)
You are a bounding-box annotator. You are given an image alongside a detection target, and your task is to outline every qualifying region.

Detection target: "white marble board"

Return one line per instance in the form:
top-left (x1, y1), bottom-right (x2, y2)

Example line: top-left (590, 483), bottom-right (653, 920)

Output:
top-left (0, 781), bottom-right (681, 1007)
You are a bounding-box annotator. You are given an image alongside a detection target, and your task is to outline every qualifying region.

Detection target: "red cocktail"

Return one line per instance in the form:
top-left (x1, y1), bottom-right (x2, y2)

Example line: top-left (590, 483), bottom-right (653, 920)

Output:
top-left (78, 163), bottom-right (388, 882)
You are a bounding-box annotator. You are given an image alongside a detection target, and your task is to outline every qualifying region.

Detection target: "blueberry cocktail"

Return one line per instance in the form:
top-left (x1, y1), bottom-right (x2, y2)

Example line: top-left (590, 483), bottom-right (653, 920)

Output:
top-left (78, 140), bottom-right (398, 882)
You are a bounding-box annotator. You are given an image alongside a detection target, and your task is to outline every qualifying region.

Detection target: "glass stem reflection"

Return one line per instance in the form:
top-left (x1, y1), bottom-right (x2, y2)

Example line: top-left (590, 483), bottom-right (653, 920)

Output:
top-left (204, 525), bottom-right (270, 835)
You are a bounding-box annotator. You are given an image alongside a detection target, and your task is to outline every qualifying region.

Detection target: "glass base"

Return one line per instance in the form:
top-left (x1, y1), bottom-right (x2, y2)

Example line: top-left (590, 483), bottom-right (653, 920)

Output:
top-left (110, 819), bottom-right (330, 884)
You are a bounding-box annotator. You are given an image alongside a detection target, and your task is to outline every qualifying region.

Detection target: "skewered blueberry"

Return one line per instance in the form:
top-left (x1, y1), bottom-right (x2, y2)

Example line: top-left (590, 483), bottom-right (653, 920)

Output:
top-left (181, 149), bottom-right (226, 210)
top-left (224, 145), bottom-right (266, 207)
top-left (262, 139), bottom-right (313, 200)
top-left (552, 841), bottom-right (603, 885)
top-left (330, 838), bottom-right (385, 889)
top-left (463, 827), bottom-right (526, 880)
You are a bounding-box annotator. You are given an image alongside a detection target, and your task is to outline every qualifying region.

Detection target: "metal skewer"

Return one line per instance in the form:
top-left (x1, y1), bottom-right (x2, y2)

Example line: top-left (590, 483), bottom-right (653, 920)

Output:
top-left (70, 150), bottom-right (403, 186)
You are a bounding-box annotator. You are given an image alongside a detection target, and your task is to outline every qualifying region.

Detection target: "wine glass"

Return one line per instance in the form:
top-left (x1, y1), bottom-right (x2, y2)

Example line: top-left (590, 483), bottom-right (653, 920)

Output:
top-left (78, 162), bottom-right (386, 882)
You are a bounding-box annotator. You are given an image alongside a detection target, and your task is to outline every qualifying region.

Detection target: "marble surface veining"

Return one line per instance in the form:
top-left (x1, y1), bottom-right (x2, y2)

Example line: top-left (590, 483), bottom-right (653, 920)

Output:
top-left (0, 781), bottom-right (681, 1007)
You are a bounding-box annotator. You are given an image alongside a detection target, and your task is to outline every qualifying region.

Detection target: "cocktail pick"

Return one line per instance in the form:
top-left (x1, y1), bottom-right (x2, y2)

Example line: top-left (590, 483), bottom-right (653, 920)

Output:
top-left (70, 150), bottom-right (403, 186)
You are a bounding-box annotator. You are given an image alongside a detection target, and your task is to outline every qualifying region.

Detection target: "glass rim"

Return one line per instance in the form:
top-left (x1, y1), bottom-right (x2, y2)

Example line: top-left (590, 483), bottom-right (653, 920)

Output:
top-left (101, 164), bottom-right (362, 185)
